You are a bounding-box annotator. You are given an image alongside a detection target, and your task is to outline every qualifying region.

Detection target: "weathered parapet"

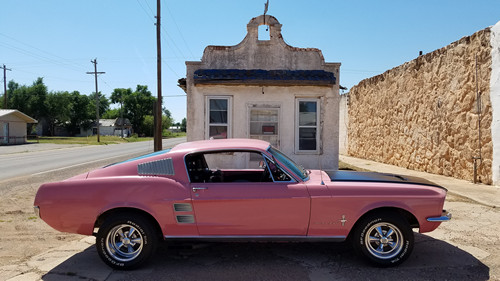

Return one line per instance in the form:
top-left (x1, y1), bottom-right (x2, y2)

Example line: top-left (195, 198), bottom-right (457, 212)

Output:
top-left (348, 26), bottom-right (494, 184)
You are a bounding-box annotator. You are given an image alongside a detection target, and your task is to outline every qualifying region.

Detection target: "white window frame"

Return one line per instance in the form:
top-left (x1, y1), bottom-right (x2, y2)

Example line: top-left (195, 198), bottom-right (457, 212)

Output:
top-left (205, 96), bottom-right (232, 139)
top-left (295, 98), bottom-right (320, 154)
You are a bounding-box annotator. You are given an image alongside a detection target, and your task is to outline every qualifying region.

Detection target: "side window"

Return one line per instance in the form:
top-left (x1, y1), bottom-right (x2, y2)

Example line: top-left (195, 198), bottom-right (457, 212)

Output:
top-left (185, 151), bottom-right (272, 183)
top-left (296, 99), bottom-right (320, 153)
top-left (206, 97), bottom-right (231, 139)
top-left (264, 157), bottom-right (292, 182)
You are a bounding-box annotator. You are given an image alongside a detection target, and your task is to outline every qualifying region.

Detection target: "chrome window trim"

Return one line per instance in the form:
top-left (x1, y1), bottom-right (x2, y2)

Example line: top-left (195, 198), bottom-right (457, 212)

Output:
top-left (262, 155), bottom-right (297, 183)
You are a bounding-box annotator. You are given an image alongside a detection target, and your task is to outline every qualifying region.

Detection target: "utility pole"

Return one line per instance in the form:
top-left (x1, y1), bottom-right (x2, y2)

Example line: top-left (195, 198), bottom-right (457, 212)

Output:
top-left (2, 65), bottom-right (12, 109)
top-left (87, 59), bottom-right (105, 142)
top-left (154, 0), bottom-right (163, 152)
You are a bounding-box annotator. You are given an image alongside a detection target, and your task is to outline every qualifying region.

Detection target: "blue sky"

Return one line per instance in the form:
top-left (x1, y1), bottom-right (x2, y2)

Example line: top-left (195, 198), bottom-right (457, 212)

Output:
top-left (1, 0), bottom-right (499, 122)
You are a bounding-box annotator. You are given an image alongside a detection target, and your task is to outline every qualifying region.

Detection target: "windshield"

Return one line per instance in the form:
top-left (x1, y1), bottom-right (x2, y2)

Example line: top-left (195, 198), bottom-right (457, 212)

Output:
top-left (268, 147), bottom-right (309, 181)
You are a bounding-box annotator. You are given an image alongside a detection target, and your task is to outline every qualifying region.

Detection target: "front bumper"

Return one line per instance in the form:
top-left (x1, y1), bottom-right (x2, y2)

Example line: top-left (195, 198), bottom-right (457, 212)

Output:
top-left (427, 210), bottom-right (452, 222)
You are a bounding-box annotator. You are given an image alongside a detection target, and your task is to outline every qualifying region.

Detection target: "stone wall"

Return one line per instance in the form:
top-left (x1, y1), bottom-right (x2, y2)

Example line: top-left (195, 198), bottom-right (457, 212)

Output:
top-left (348, 28), bottom-right (493, 184)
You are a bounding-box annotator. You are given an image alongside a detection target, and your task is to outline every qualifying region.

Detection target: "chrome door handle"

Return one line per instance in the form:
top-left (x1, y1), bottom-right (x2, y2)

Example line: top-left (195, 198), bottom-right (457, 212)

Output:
top-left (192, 187), bottom-right (208, 192)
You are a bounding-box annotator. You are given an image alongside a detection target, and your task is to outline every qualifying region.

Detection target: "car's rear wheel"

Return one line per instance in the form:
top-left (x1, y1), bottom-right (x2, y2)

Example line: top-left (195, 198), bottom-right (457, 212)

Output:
top-left (352, 212), bottom-right (414, 267)
top-left (96, 213), bottom-right (157, 270)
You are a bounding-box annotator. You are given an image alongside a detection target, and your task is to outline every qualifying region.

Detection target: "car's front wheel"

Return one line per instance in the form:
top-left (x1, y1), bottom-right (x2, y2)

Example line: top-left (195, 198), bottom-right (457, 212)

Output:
top-left (352, 212), bottom-right (414, 267)
top-left (96, 213), bottom-right (157, 270)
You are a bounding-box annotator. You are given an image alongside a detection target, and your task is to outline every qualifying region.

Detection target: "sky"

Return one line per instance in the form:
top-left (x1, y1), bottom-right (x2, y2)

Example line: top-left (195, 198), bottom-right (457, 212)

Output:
top-left (1, 0), bottom-right (500, 122)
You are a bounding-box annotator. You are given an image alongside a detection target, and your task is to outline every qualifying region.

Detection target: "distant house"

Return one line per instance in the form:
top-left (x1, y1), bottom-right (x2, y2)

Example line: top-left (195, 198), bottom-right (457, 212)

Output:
top-left (0, 109), bottom-right (38, 145)
top-left (79, 118), bottom-right (133, 137)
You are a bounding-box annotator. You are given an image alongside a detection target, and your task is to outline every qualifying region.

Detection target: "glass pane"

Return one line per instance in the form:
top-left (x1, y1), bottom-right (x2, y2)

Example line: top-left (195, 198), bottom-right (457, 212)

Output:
top-left (250, 109), bottom-right (278, 122)
top-left (299, 128), bottom-right (317, 150)
top-left (210, 110), bottom-right (227, 124)
top-left (299, 101), bottom-right (317, 126)
top-left (210, 99), bottom-right (227, 111)
top-left (250, 122), bottom-right (278, 135)
top-left (299, 101), bottom-right (316, 113)
top-left (209, 126), bottom-right (227, 139)
top-left (299, 112), bottom-right (316, 126)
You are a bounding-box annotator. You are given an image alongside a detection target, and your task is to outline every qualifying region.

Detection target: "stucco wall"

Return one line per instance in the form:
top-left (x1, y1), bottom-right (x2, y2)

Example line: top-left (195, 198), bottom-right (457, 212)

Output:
top-left (188, 84), bottom-right (339, 171)
top-left (348, 28), bottom-right (493, 184)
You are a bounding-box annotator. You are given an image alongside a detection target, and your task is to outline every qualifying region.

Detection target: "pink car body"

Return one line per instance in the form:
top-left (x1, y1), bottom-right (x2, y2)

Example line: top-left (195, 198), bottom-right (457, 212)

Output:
top-left (34, 138), bottom-right (450, 269)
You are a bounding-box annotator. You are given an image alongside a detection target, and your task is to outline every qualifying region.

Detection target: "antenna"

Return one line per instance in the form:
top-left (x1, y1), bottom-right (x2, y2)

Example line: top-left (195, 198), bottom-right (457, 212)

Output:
top-left (263, 0), bottom-right (269, 30)
top-left (318, 156), bottom-right (325, 185)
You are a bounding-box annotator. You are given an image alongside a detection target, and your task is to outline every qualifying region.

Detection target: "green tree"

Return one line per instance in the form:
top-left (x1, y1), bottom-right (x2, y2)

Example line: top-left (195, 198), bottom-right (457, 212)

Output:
top-left (141, 115), bottom-right (155, 137)
top-left (102, 108), bottom-right (120, 119)
top-left (110, 85), bottom-right (155, 135)
top-left (7, 78), bottom-right (49, 134)
top-left (46, 91), bottom-right (72, 135)
top-left (110, 88), bottom-right (131, 121)
top-left (181, 117), bottom-right (187, 132)
top-left (67, 91), bottom-right (93, 135)
top-left (162, 108), bottom-right (173, 131)
top-left (89, 92), bottom-right (110, 119)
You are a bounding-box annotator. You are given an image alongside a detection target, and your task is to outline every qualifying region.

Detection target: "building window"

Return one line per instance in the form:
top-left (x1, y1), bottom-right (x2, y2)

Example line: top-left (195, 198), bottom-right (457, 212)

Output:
top-left (206, 97), bottom-right (231, 139)
top-left (296, 99), bottom-right (320, 153)
top-left (249, 107), bottom-right (280, 148)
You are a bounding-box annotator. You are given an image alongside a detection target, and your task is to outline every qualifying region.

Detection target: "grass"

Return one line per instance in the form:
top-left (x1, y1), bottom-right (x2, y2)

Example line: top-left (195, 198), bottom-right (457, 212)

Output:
top-left (31, 132), bottom-right (186, 145)
top-left (33, 135), bottom-right (152, 145)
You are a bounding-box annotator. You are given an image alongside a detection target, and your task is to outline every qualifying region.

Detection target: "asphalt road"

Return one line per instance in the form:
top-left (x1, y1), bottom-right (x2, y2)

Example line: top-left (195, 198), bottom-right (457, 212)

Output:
top-left (0, 137), bottom-right (186, 182)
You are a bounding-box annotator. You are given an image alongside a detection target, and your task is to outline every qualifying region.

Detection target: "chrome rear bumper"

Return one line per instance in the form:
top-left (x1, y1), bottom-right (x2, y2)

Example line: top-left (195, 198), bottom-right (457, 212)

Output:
top-left (427, 210), bottom-right (452, 222)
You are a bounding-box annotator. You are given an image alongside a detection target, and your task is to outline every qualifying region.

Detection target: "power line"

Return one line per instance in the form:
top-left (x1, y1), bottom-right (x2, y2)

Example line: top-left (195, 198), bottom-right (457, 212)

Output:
top-left (136, 0), bottom-right (155, 23)
top-left (164, 1), bottom-right (195, 58)
top-left (0, 33), bottom-right (88, 71)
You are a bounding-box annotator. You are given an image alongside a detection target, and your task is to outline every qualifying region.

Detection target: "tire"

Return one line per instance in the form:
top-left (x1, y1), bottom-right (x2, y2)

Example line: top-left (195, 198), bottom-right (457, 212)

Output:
top-left (352, 212), bottom-right (414, 267)
top-left (96, 213), bottom-right (158, 270)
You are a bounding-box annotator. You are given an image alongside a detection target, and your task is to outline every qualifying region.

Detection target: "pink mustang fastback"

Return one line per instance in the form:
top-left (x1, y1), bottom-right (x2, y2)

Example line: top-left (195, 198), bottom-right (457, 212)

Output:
top-left (34, 139), bottom-right (451, 269)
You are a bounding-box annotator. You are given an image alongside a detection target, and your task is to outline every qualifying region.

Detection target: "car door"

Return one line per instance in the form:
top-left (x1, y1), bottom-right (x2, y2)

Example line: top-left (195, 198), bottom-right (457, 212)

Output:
top-left (191, 181), bottom-right (310, 236)
top-left (188, 151), bottom-right (310, 236)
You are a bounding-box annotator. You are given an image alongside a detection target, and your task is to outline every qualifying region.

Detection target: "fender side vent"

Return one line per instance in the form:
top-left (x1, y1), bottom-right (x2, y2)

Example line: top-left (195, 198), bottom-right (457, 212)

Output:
top-left (173, 203), bottom-right (193, 212)
top-left (176, 215), bottom-right (195, 224)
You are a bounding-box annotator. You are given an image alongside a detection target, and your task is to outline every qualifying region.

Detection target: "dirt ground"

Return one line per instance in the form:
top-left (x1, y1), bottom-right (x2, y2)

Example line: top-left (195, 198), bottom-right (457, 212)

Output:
top-left (0, 157), bottom-right (125, 269)
top-left (1, 157), bottom-right (500, 280)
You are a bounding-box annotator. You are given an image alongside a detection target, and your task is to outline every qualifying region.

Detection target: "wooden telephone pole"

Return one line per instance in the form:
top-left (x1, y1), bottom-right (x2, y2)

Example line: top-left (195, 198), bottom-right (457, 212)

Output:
top-left (154, 0), bottom-right (163, 152)
top-left (87, 59), bottom-right (105, 142)
top-left (2, 65), bottom-right (11, 109)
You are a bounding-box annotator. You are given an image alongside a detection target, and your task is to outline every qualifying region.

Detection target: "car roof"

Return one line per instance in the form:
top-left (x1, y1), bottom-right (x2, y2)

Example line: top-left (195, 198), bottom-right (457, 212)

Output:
top-left (170, 138), bottom-right (270, 154)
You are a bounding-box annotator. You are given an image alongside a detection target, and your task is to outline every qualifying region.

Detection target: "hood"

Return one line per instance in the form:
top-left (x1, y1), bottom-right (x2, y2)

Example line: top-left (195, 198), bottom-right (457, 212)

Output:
top-left (328, 171), bottom-right (447, 191)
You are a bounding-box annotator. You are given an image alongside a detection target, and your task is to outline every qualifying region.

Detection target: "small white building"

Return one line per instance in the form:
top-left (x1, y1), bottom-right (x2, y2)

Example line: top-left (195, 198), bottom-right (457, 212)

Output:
top-left (79, 118), bottom-right (133, 137)
top-left (0, 109), bottom-right (38, 145)
top-left (181, 15), bottom-right (341, 171)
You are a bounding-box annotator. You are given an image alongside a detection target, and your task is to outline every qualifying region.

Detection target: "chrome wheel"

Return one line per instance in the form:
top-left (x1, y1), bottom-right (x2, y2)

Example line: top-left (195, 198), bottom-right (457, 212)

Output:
top-left (105, 224), bottom-right (144, 262)
top-left (364, 222), bottom-right (403, 259)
